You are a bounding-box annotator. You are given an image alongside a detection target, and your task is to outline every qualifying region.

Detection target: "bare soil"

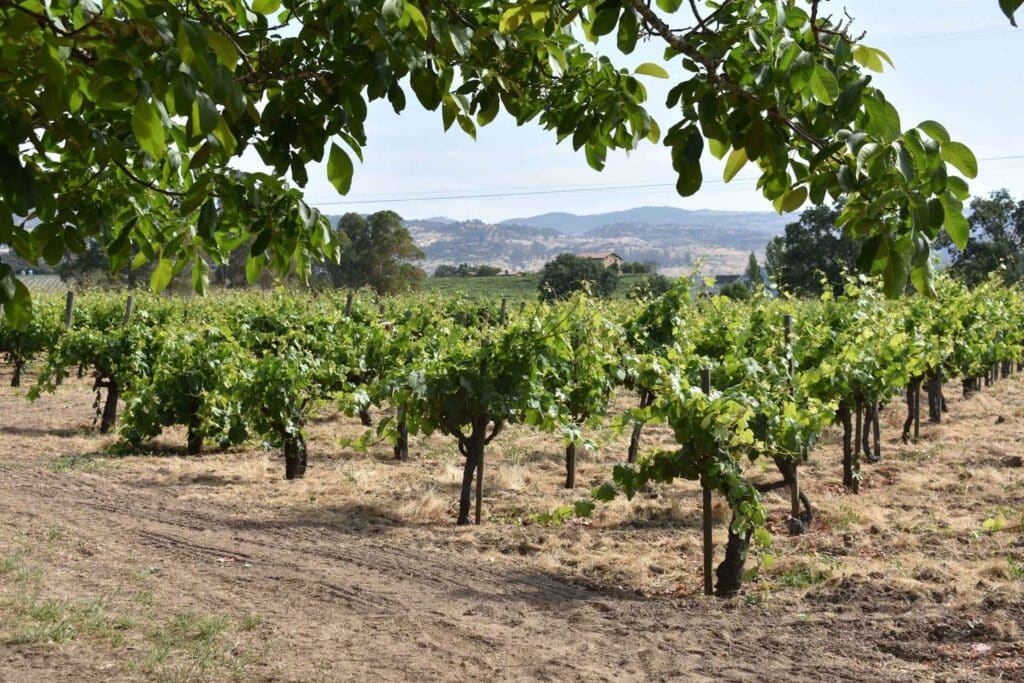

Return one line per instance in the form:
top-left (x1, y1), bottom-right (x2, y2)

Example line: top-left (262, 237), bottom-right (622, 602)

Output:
top-left (1, 367), bottom-right (1023, 681)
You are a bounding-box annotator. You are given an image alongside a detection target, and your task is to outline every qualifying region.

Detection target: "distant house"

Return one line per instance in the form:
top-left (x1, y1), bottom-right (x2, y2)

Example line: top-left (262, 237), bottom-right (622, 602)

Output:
top-left (577, 251), bottom-right (623, 270)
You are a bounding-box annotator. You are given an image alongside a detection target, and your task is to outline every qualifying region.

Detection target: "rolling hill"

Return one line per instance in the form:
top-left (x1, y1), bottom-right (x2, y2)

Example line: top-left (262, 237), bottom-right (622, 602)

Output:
top-left (390, 206), bottom-right (793, 275)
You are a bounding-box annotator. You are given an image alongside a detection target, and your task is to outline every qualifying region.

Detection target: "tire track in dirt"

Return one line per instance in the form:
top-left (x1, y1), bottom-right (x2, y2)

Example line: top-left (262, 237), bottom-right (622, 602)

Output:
top-left (0, 462), bottom-right (932, 681)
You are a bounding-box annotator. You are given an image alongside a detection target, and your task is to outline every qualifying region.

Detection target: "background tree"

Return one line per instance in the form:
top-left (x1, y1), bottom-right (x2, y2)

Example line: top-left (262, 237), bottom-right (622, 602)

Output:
top-left (745, 253), bottom-right (762, 289)
top-left (766, 204), bottom-right (859, 297)
top-left (628, 274), bottom-right (673, 300)
top-left (720, 280), bottom-right (752, 301)
top-left (620, 261), bottom-right (657, 274)
top-left (539, 254), bottom-right (618, 300)
top-left (433, 263), bottom-right (503, 278)
top-left (938, 189), bottom-right (1024, 286)
top-left (327, 212), bottom-right (425, 295)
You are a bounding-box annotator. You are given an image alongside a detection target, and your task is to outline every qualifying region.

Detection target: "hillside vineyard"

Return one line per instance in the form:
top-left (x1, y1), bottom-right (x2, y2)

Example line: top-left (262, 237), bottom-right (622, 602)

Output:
top-left (4, 274), bottom-right (1023, 594)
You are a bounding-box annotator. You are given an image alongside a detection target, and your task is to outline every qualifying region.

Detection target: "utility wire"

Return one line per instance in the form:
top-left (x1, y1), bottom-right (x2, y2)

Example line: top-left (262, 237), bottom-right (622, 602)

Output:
top-left (311, 154), bottom-right (1024, 207)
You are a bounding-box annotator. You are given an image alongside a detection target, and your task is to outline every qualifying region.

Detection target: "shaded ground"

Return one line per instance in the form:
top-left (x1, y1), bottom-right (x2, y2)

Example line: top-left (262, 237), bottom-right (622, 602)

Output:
top-left (1, 367), bottom-right (1023, 681)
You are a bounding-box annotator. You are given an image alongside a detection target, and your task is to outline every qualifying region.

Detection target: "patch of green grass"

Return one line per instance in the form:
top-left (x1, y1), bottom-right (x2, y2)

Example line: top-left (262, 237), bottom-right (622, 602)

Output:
top-left (131, 566), bottom-right (159, 583)
top-left (46, 525), bottom-right (65, 543)
top-left (1009, 556), bottom-right (1024, 580)
top-left (773, 564), bottom-right (829, 589)
top-left (1, 596), bottom-right (132, 647)
top-left (240, 613), bottom-right (262, 632)
top-left (14, 561), bottom-right (44, 585)
top-left (0, 550), bottom-right (24, 575)
top-left (896, 445), bottom-right (938, 463)
top-left (48, 454), bottom-right (107, 472)
top-left (823, 504), bottom-right (860, 531)
top-left (133, 611), bottom-right (248, 681)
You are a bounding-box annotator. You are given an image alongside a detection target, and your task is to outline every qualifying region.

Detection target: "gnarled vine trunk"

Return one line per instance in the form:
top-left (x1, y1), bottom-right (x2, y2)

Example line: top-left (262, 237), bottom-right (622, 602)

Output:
top-left (758, 457), bottom-right (813, 535)
top-left (714, 514), bottom-right (753, 596)
top-left (926, 370), bottom-right (943, 423)
top-left (186, 396), bottom-right (203, 455)
top-left (456, 419), bottom-right (488, 525)
top-left (10, 361), bottom-right (22, 388)
top-left (393, 406), bottom-right (409, 462)
top-left (358, 408), bottom-right (372, 427)
top-left (626, 389), bottom-right (653, 464)
top-left (838, 399), bottom-right (856, 493)
top-left (99, 380), bottom-right (119, 434)
top-left (902, 377), bottom-right (922, 443)
top-left (283, 431), bottom-right (307, 480)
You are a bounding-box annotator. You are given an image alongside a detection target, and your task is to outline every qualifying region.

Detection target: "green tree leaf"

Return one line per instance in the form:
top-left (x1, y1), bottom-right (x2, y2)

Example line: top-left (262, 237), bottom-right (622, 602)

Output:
top-left (808, 65), bottom-right (839, 105)
top-left (940, 193), bottom-right (969, 249)
top-left (150, 258), bottom-right (174, 293)
top-left (403, 3), bottom-right (429, 37)
top-left (723, 148), bottom-right (748, 182)
top-left (940, 142), bottom-right (978, 179)
top-left (131, 100), bottom-right (166, 160)
top-left (1000, 0), bottom-right (1023, 25)
top-left (780, 186), bottom-right (809, 213)
top-left (635, 63), bottom-right (669, 79)
top-left (327, 143), bottom-right (354, 195)
top-left (2, 279), bottom-right (31, 330)
top-left (252, 0), bottom-right (281, 15)
top-left (918, 120), bottom-right (950, 143)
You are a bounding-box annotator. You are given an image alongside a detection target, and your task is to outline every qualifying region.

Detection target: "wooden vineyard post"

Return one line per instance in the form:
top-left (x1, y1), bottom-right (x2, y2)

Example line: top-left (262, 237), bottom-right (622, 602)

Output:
top-left (63, 291), bottom-right (75, 327)
top-left (518, 301), bottom-right (526, 314)
top-left (345, 291), bottom-right (353, 317)
top-left (854, 398), bottom-right (862, 491)
top-left (499, 298), bottom-right (507, 325)
top-left (56, 291), bottom-right (74, 386)
top-left (784, 315), bottom-right (800, 531)
top-left (700, 367), bottom-right (713, 596)
top-left (124, 295), bottom-right (134, 324)
top-left (475, 445), bottom-right (484, 525)
top-left (390, 309), bottom-right (414, 463)
top-left (913, 381), bottom-right (920, 441)
top-left (873, 402), bottom-right (881, 461)
top-left (475, 355), bottom-right (489, 526)
top-left (378, 302), bottom-right (386, 316)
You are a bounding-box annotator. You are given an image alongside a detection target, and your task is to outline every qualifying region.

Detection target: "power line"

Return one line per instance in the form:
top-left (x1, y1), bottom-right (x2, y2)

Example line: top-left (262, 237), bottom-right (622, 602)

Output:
top-left (311, 177), bottom-right (759, 206)
top-left (311, 153), bottom-right (1024, 207)
top-left (877, 26), bottom-right (1015, 47)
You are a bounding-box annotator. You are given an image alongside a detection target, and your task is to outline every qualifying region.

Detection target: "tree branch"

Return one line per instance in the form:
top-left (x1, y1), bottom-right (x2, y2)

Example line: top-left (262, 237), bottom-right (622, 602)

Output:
top-left (629, 0), bottom-right (831, 154)
top-left (112, 158), bottom-right (185, 198)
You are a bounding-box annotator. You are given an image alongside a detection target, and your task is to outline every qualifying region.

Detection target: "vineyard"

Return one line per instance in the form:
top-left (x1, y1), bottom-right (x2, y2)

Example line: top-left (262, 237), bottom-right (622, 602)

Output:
top-left (421, 272), bottom-right (651, 302)
top-left (2, 278), bottom-right (1024, 679)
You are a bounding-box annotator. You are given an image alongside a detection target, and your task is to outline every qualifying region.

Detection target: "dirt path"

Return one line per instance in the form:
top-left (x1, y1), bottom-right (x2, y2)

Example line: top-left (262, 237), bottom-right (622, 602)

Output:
top-left (0, 460), bottom-right (1010, 682)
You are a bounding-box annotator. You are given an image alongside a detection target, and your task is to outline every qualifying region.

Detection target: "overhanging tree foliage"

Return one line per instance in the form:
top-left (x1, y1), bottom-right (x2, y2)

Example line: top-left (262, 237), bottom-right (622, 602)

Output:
top-left (1, 0), bottom-right (1019, 325)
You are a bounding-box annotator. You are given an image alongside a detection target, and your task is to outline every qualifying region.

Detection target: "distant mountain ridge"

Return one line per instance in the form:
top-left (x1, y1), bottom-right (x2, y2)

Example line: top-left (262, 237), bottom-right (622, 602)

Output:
top-left (328, 205), bottom-right (792, 275)
top-left (501, 206), bottom-right (790, 237)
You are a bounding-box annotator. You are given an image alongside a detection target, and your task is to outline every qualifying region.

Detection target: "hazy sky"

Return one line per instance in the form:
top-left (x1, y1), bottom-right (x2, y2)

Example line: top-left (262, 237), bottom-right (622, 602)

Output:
top-left (257, 1), bottom-right (1024, 222)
